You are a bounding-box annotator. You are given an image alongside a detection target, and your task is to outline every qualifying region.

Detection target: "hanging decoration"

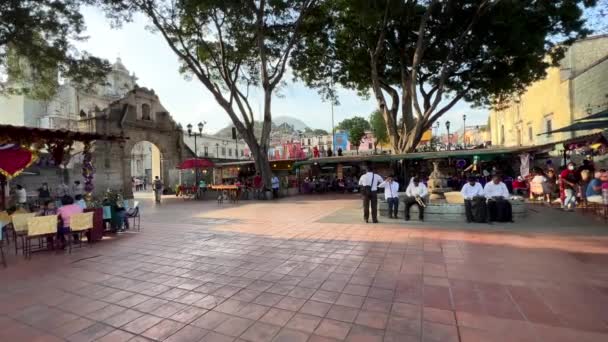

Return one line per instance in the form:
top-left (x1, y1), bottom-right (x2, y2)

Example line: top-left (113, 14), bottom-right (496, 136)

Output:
top-left (82, 141), bottom-right (95, 197)
top-left (0, 144), bottom-right (38, 180)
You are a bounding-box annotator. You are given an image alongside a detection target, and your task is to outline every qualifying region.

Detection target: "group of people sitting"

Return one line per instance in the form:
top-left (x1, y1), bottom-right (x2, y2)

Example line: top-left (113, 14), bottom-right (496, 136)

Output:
top-left (511, 160), bottom-right (606, 211)
top-left (358, 164), bottom-right (513, 224)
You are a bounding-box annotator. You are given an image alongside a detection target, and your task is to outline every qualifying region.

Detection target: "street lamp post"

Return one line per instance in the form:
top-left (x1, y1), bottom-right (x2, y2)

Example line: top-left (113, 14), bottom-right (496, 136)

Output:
top-left (187, 121), bottom-right (205, 199)
top-left (445, 121), bottom-right (451, 151)
top-left (462, 114), bottom-right (467, 148)
top-left (433, 121), bottom-right (440, 150)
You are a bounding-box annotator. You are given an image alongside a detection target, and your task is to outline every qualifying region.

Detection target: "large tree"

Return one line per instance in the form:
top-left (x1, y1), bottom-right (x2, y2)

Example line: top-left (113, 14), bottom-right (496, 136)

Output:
top-left (291, 0), bottom-right (597, 153)
top-left (97, 0), bottom-right (321, 187)
top-left (0, 0), bottom-right (111, 99)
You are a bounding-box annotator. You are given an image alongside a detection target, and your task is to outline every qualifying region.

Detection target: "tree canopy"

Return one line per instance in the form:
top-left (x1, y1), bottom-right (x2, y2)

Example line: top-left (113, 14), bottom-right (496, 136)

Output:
top-left (0, 0), bottom-right (111, 99)
top-left (369, 110), bottom-right (388, 149)
top-left (97, 0), bottom-right (321, 186)
top-left (291, 0), bottom-right (597, 152)
top-left (337, 116), bottom-right (369, 151)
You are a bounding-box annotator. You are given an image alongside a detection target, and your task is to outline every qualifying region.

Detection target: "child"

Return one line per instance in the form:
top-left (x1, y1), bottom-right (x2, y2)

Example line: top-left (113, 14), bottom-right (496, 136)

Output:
top-left (75, 194), bottom-right (87, 210)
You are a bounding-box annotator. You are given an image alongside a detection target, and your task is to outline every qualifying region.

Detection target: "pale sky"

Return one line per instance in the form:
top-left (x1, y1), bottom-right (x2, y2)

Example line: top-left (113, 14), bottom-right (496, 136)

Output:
top-left (76, 6), bottom-right (489, 135)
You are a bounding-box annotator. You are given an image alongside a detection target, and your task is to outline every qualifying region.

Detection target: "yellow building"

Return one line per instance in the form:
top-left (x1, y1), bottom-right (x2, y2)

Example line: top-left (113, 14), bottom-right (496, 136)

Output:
top-left (490, 35), bottom-right (608, 147)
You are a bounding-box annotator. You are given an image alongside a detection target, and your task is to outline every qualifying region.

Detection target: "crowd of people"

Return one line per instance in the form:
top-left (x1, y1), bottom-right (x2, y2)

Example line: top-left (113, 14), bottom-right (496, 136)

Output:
top-left (512, 159), bottom-right (606, 211)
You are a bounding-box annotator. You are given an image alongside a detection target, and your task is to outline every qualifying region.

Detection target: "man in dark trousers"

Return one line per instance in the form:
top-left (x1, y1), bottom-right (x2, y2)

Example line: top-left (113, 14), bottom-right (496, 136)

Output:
top-left (460, 176), bottom-right (486, 223)
top-left (358, 164), bottom-right (383, 223)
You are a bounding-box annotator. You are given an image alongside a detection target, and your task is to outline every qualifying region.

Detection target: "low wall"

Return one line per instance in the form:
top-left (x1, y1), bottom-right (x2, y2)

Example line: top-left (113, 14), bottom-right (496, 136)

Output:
top-left (378, 197), bottom-right (527, 222)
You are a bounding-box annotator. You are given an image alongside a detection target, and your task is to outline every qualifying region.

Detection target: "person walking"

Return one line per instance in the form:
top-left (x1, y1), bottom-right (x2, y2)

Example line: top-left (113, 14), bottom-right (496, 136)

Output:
top-left (271, 174), bottom-right (280, 199)
top-left (153, 176), bottom-right (163, 203)
top-left (404, 177), bottom-right (428, 221)
top-left (560, 162), bottom-right (578, 211)
top-left (253, 173), bottom-right (263, 199)
top-left (358, 164), bottom-right (383, 223)
top-left (379, 176), bottom-right (399, 219)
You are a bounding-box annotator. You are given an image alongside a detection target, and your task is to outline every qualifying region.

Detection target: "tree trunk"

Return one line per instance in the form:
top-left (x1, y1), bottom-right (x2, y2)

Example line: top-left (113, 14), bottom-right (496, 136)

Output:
top-left (252, 146), bottom-right (273, 191)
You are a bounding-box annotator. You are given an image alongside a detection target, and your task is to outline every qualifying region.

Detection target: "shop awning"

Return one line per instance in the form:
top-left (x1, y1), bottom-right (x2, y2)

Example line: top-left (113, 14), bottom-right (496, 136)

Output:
top-left (575, 109), bottom-right (608, 121)
top-left (538, 120), bottom-right (608, 135)
top-left (177, 158), bottom-right (214, 169)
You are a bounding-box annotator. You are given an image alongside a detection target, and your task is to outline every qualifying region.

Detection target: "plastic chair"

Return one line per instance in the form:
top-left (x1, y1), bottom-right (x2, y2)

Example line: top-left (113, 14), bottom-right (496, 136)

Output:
top-left (24, 215), bottom-right (57, 259)
top-left (69, 212), bottom-right (94, 253)
top-left (11, 213), bottom-right (37, 255)
top-left (0, 211), bottom-right (10, 246)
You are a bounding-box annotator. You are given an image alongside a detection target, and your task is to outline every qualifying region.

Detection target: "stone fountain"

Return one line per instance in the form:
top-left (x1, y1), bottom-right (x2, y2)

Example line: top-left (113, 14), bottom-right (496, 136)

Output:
top-left (427, 161), bottom-right (451, 201)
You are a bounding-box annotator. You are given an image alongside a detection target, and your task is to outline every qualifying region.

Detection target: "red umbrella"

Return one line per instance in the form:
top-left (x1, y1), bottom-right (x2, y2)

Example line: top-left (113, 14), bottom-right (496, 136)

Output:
top-left (177, 158), bottom-right (215, 169)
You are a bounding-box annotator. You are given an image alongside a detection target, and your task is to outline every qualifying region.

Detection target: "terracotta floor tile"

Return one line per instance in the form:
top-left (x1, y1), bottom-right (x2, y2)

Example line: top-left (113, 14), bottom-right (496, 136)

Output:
top-left (345, 324), bottom-right (385, 342)
top-left (66, 322), bottom-right (114, 342)
top-left (192, 311), bottom-right (233, 330)
top-left (335, 294), bottom-right (365, 309)
top-left (259, 308), bottom-right (296, 327)
top-left (171, 306), bottom-right (209, 324)
top-left (343, 284), bottom-right (370, 297)
top-left (95, 329), bottom-right (135, 342)
top-left (240, 322), bottom-right (281, 342)
top-left (423, 307), bottom-right (456, 325)
top-left (392, 302), bottom-right (421, 319)
top-left (254, 293), bottom-right (284, 306)
top-left (164, 325), bottom-right (209, 342)
top-left (142, 319), bottom-right (185, 340)
top-left (102, 308), bottom-right (144, 328)
top-left (326, 305), bottom-right (360, 323)
top-left (355, 310), bottom-right (388, 330)
top-left (213, 316), bottom-right (254, 337)
top-left (314, 318), bottom-right (352, 340)
top-left (51, 317), bottom-right (96, 338)
top-left (285, 313), bottom-right (323, 333)
top-left (200, 331), bottom-right (236, 342)
top-left (299, 300), bottom-right (332, 317)
top-left (386, 315), bottom-right (421, 336)
top-left (275, 296), bottom-right (306, 311)
top-left (311, 290), bottom-right (341, 304)
top-left (272, 328), bottom-right (310, 342)
top-left (422, 321), bottom-right (459, 342)
top-left (122, 314), bottom-right (164, 334)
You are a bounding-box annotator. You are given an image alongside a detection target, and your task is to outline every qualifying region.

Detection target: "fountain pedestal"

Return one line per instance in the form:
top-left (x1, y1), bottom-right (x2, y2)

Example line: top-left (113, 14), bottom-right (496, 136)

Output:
top-left (427, 161), bottom-right (451, 202)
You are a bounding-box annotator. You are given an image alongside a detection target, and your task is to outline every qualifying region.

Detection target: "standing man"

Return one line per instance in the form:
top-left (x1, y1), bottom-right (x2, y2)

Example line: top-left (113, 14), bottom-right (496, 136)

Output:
top-left (153, 176), bottom-right (163, 203)
top-left (15, 184), bottom-right (27, 209)
top-left (461, 176), bottom-right (486, 223)
top-left (379, 176), bottom-right (400, 219)
top-left (72, 180), bottom-right (84, 197)
top-left (484, 175), bottom-right (512, 222)
top-left (404, 177), bottom-right (428, 221)
top-left (358, 164), bottom-right (383, 223)
top-left (271, 174), bottom-right (280, 199)
top-left (253, 173), bottom-right (263, 200)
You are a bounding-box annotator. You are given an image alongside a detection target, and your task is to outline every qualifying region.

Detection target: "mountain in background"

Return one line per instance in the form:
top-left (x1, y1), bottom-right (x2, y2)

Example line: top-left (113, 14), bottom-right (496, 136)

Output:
top-left (273, 116), bottom-right (310, 131)
top-left (213, 115), bottom-right (313, 138)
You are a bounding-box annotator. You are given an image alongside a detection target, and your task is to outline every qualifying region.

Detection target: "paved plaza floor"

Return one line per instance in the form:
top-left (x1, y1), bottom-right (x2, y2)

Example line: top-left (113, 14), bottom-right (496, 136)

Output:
top-left (2, 194), bottom-right (608, 342)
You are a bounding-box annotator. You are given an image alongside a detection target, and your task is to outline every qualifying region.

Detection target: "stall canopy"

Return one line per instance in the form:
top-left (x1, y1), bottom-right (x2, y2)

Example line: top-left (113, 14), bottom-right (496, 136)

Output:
top-left (177, 158), bottom-right (214, 169)
top-left (292, 145), bottom-right (554, 169)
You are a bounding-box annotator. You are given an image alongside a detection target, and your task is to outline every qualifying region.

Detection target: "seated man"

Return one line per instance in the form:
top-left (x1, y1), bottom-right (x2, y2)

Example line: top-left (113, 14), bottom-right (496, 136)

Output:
top-left (586, 171), bottom-right (603, 204)
top-left (404, 177), bottom-right (428, 221)
top-left (461, 176), bottom-right (486, 223)
top-left (484, 175), bottom-right (513, 222)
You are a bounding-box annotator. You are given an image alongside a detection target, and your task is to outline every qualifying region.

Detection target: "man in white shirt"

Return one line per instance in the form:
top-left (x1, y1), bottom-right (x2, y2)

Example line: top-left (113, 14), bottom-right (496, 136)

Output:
top-left (358, 164), bottom-right (384, 223)
top-left (483, 175), bottom-right (513, 222)
top-left (379, 176), bottom-right (400, 219)
top-left (404, 177), bottom-right (428, 221)
top-left (461, 176), bottom-right (486, 223)
top-left (15, 184), bottom-right (27, 208)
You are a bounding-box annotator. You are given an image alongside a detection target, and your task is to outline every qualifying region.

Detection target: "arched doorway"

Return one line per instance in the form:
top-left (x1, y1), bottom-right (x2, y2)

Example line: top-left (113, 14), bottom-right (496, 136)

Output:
top-left (130, 141), bottom-right (162, 195)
